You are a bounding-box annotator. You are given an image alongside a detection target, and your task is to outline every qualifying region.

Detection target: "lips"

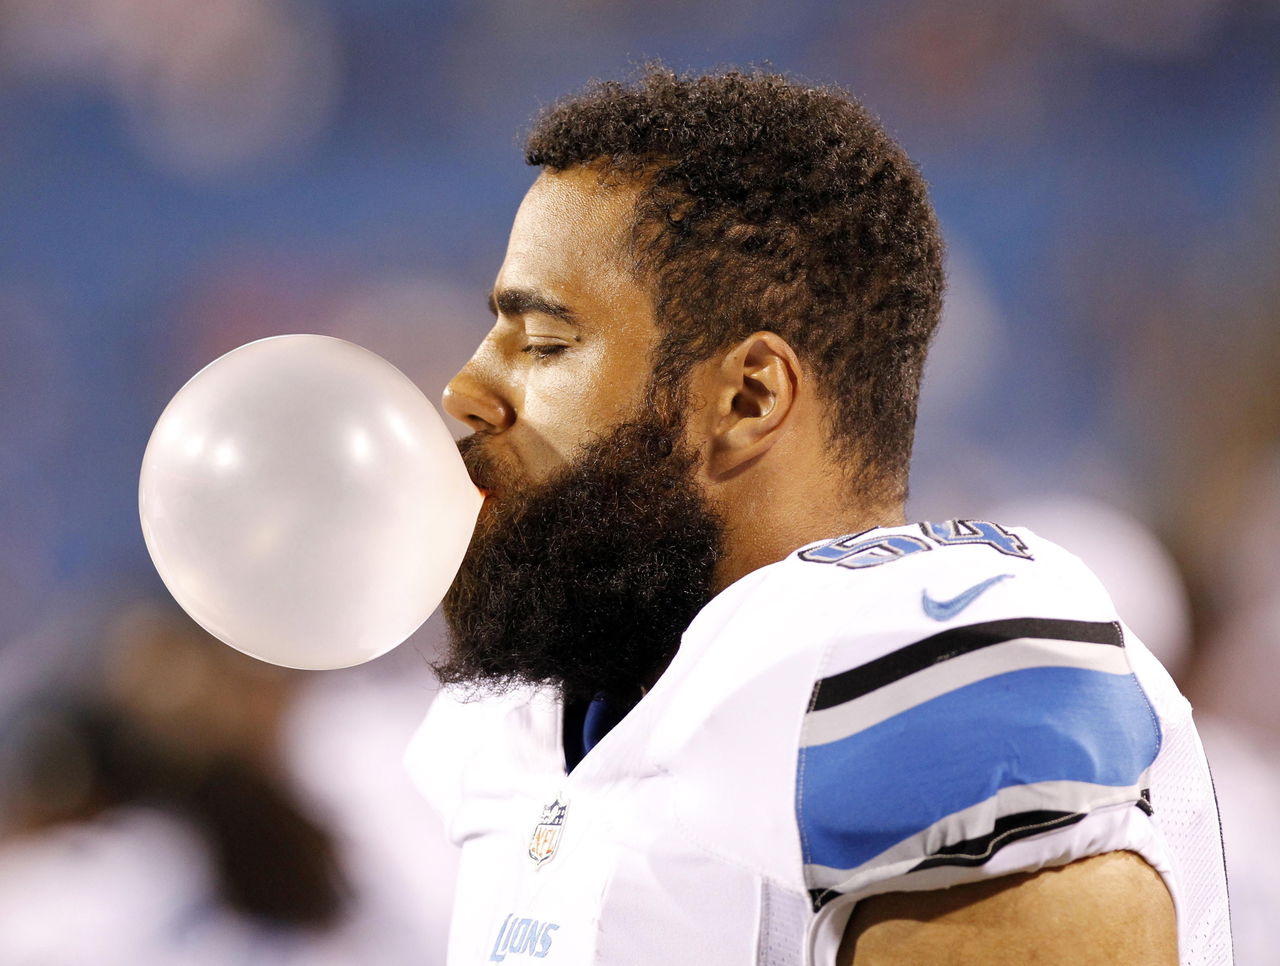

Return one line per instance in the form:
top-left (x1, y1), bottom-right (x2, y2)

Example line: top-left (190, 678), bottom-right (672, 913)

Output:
top-left (476, 487), bottom-right (497, 520)
top-left (457, 435), bottom-right (522, 507)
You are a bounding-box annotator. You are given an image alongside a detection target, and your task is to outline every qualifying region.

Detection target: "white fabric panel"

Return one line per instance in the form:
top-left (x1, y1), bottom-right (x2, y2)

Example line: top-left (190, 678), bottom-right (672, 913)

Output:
top-left (405, 523), bottom-right (1231, 965)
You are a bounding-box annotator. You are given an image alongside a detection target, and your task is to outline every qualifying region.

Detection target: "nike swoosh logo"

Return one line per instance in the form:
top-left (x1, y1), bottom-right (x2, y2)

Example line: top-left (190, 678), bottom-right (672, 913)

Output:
top-left (922, 573), bottom-right (1014, 622)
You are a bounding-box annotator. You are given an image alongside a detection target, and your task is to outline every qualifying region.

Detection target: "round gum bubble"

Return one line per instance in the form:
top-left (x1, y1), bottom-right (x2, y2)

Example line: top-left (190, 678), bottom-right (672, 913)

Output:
top-left (140, 334), bottom-right (482, 670)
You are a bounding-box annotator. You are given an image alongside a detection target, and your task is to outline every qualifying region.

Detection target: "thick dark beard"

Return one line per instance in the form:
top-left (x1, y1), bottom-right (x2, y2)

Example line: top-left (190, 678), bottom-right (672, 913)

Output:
top-left (433, 407), bottom-right (725, 703)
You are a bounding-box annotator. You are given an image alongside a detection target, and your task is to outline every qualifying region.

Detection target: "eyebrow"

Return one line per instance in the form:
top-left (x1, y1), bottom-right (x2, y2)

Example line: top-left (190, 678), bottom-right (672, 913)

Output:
top-left (488, 288), bottom-right (584, 331)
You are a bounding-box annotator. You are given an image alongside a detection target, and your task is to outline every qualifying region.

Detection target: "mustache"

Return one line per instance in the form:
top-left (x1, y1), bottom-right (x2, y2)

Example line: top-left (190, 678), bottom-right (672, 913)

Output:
top-left (455, 423), bottom-right (679, 497)
top-left (456, 433), bottom-right (524, 495)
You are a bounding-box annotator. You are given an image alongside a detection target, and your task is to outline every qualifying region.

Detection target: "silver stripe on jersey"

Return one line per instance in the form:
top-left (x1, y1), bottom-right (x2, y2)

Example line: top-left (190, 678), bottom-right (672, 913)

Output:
top-left (802, 636), bottom-right (1134, 748)
top-left (804, 777), bottom-right (1150, 896)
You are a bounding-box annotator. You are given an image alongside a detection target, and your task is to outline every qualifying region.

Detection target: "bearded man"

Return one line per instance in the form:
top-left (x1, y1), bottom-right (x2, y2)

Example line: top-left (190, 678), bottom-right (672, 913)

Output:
top-left (409, 66), bottom-right (1231, 965)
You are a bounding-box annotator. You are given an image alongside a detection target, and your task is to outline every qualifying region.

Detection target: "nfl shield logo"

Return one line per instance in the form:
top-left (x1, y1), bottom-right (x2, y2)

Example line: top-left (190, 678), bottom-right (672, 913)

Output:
top-left (528, 798), bottom-right (568, 867)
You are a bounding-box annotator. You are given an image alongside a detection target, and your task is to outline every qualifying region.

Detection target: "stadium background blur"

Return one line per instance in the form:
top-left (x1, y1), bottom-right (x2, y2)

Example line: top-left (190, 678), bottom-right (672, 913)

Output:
top-left (1, 1), bottom-right (1278, 963)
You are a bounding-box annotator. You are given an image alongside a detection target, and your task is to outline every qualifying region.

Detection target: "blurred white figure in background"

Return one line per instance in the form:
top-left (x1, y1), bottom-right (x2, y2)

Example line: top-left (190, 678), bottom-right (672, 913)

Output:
top-left (0, 602), bottom-right (458, 965)
top-left (282, 648), bottom-right (461, 962)
top-left (1194, 449), bottom-right (1280, 737)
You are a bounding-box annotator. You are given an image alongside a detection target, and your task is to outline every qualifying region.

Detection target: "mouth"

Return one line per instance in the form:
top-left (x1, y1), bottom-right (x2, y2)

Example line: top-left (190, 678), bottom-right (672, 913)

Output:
top-left (476, 487), bottom-right (497, 520)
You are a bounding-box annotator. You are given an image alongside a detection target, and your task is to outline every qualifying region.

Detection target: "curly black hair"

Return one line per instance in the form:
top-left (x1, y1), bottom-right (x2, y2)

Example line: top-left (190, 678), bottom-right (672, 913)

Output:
top-left (525, 65), bottom-right (944, 502)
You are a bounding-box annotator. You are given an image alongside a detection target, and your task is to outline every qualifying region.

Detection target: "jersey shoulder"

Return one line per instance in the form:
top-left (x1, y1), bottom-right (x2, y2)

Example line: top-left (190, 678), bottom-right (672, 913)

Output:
top-left (667, 518), bottom-right (1133, 751)
top-left (779, 518), bottom-right (1123, 634)
top-left (776, 521), bottom-right (1165, 917)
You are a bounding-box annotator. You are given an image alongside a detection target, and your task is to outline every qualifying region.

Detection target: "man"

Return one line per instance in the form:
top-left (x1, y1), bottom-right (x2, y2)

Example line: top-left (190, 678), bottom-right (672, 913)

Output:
top-left (408, 66), bottom-right (1231, 964)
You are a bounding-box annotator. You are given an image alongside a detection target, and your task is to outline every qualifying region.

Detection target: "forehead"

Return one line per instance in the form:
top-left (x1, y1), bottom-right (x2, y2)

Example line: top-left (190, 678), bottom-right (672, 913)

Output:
top-left (496, 166), bottom-right (644, 316)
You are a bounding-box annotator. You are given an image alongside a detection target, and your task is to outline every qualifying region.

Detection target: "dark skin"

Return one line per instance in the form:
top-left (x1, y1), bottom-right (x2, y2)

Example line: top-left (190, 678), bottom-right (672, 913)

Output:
top-left (442, 165), bottom-right (1178, 964)
top-left (444, 164), bottom-right (889, 591)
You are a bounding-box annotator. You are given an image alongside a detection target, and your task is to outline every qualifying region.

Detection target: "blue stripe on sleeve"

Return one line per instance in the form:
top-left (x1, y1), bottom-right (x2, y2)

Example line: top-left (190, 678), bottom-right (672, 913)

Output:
top-left (798, 666), bottom-right (1160, 873)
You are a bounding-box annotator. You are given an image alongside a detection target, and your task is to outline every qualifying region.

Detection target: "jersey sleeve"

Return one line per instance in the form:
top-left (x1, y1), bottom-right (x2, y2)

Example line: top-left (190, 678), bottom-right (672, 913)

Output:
top-left (792, 525), bottom-right (1172, 958)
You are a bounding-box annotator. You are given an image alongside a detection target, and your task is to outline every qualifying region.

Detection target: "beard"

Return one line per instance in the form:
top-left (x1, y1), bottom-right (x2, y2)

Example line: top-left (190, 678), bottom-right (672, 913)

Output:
top-left (434, 402), bottom-right (725, 703)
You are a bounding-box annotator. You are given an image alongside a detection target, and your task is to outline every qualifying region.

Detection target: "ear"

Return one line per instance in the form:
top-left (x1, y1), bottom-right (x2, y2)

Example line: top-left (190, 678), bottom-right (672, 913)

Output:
top-left (702, 331), bottom-right (801, 480)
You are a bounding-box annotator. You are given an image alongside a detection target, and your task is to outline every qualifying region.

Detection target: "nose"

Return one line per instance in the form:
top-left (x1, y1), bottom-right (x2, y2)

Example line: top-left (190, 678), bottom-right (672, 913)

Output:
top-left (442, 359), bottom-right (515, 434)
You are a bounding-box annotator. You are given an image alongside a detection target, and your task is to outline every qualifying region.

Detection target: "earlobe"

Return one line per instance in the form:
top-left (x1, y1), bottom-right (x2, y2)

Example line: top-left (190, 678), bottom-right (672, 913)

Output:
top-left (705, 332), bottom-right (800, 479)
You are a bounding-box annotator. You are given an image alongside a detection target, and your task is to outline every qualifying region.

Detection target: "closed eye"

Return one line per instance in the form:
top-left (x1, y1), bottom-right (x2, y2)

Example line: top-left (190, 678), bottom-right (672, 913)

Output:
top-left (521, 344), bottom-right (569, 360)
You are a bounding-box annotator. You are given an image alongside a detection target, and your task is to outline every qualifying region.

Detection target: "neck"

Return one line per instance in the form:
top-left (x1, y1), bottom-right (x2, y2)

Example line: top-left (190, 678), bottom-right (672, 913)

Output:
top-left (710, 500), bottom-right (906, 593)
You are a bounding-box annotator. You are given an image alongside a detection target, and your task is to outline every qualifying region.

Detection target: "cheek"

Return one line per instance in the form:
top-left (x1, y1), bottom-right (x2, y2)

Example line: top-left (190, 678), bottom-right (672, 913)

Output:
top-left (519, 342), bottom-right (648, 456)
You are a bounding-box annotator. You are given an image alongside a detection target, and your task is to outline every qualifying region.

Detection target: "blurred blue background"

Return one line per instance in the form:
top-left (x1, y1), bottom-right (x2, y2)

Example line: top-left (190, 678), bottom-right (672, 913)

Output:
top-left (2, 0), bottom-right (1279, 962)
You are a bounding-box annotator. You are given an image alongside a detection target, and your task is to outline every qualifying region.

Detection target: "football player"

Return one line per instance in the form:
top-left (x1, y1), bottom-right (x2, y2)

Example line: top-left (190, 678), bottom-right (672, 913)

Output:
top-left (409, 66), bottom-right (1231, 965)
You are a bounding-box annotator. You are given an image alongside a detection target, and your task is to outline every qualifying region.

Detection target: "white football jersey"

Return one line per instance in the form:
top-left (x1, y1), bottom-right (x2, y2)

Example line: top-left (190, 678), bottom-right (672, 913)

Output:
top-left (407, 521), bottom-right (1232, 965)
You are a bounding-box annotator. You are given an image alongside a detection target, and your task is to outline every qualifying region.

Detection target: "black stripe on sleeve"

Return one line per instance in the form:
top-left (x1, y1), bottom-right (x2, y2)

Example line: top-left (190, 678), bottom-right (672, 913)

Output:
top-left (805, 802), bottom-right (1129, 910)
top-left (908, 808), bottom-right (1088, 871)
top-left (809, 618), bottom-right (1124, 712)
